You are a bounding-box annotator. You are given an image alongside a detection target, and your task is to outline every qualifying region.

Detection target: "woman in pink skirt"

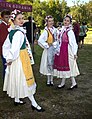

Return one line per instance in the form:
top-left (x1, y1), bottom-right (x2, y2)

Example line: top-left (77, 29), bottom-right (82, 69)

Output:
top-left (54, 15), bottom-right (80, 90)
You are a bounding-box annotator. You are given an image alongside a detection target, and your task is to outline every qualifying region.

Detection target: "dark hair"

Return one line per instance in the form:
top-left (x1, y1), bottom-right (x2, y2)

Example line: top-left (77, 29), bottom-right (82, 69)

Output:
top-left (64, 15), bottom-right (72, 23)
top-left (82, 21), bottom-right (87, 25)
top-left (45, 15), bottom-right (53, 22)
top-left (28, 16), bottom-right (32, 21)
top-left (1, 9), bottom-right (10, 18)
top-left (45, 15), bottom-right (53, 26)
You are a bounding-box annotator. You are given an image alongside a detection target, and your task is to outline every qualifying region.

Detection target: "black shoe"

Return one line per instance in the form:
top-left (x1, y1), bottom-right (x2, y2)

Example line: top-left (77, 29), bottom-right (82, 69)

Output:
top-left (67, 84), bottom-right (78, 90)
top-left (46, 81), bottom-right (51, 86)
top-left (31, 105), bottom-right (45, 112)
top-left (50, 84), bottom-right (54, 86)
top-left (57, 84), bottom-right (65, 89)
top-left (50, 81), bottom-right (54, 86)
top-left (14, 101), bottom-right (26, 106)
top-left (46, 83), bottom-right (51, 86)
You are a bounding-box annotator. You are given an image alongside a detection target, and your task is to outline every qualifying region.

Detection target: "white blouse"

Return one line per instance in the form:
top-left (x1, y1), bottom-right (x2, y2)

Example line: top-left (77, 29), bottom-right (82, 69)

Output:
top-left (38, 27), bottom-right (59, 49)
top-left (3, 29), bottom-right (24, 63)
top-left (68, 30), bottom-right (78, 55)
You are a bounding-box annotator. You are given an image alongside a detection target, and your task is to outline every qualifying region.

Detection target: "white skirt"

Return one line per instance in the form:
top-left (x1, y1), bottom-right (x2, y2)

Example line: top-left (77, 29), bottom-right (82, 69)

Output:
top-left (3, 57), bottom-right (36, 98)
top-left (54, 46), bottom-right (80, 78)
top-left (39, 49), bottom-right (53, 75)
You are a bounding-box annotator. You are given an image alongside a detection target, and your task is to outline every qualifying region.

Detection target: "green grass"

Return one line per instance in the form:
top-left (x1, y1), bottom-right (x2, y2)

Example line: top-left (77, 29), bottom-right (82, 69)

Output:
top-left (88, 28), bottom-right (92, 31)
top-left (0, 32), bottom-right (92, 119)
top-left (84, 30), bottom-right (92, 44)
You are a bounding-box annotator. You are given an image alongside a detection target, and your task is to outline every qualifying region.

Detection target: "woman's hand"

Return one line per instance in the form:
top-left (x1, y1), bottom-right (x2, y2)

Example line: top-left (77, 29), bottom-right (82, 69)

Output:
top-left (5, 62), bottom-right (12, 66)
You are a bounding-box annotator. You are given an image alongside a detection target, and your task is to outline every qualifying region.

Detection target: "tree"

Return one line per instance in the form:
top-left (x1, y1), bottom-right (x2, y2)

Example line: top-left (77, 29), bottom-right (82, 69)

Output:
top-left (6, 0), bottom-right (91, 27)
top-left (69, 0), bottom-right (92, 26)
top-left (61, 0), bottom-right (70, 21)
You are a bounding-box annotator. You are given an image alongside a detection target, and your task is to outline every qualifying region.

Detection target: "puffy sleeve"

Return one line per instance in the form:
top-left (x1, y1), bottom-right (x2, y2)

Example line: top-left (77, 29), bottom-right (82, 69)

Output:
top-left (3, 31), bottom-right (24, 63)
top-left (2, 35), bottom-right (11, 59)
top-left (38, 30), bottom-right (49, 49)
top-left (68, 30), bottom-right (78, 55)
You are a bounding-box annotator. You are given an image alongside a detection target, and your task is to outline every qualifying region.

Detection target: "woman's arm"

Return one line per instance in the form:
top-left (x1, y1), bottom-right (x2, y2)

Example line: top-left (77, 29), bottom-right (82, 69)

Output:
top-left (68, 30), bottom-right (78, 56)
top-left (38, 30), bottom-right (49, 49)
top-left (3, 31), bottom-right (24, 63)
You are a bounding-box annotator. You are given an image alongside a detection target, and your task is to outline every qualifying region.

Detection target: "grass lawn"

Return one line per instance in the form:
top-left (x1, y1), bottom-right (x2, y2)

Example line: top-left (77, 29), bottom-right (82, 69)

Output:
top-left (85, 28), bottom-right (92, 44)
top-left (0, 30), bottom-right (92, 119)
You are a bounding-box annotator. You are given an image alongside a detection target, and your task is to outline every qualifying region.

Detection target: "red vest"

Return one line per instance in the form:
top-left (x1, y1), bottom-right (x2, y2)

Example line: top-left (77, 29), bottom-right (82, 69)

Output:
top-left (0, 22), bottom-right (9, 56)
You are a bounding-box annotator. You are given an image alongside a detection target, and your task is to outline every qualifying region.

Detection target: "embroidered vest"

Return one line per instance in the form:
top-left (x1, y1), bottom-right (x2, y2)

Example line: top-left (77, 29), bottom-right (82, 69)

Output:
top-left (46, 30), bottom-right (54, 45)
top-left (62, 31), bottom-right (69, 43)
top-left (9, 29), bottom-right (26, 50)
top-left (54, 30), bottom-right (70, 71)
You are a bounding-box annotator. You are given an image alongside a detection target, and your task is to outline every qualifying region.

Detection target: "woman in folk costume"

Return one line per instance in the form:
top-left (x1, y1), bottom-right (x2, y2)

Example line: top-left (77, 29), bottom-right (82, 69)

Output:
top-left (38, 15), bottom-right (58, 86)
top-left (3, 9), bottom-right (44, 112)
top-left (54, 15), bottom-right (80, 90)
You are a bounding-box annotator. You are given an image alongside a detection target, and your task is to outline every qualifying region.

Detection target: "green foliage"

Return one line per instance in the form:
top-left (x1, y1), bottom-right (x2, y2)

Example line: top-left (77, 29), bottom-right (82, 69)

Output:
top-left (6, 0), bottom-right (92, 27)
top-left (69, 0), bottom-right (92, 26)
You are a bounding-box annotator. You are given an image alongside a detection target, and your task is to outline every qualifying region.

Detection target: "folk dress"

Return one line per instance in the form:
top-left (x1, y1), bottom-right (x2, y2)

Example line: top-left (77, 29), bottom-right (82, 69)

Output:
top-left (54, 25), bottom-right (80, 78)
top-left (3, 26), bottom-right (36, 98)
top-left (38, 27), bottom-right (58, 76)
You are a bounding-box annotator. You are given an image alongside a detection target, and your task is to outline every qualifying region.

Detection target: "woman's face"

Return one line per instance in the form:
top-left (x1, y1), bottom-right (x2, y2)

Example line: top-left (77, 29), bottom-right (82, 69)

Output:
top-left (47, 18), bottom-right (54, 28)
top-left (14, 14), bottom-right (24, 26)
top-left (63, 17), bottom-right (71, 26)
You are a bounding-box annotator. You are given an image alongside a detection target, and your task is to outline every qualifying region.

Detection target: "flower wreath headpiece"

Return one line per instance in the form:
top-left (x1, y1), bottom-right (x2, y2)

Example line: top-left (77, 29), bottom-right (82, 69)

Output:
top-left (10, 9), bottom-right (21, 21)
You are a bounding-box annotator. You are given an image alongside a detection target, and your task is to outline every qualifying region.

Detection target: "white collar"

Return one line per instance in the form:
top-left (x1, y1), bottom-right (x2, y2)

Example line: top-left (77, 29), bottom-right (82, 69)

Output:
top-left (8, 25), bottom-right (26, 34)
top-left (62, 24), bottom-right (73, 31)
top-left (58, 24), bottom-right (73, 41)
top-left (45, 26), bottom-right (56, 34)
top-left (2, 21), bottom-right (8, 25)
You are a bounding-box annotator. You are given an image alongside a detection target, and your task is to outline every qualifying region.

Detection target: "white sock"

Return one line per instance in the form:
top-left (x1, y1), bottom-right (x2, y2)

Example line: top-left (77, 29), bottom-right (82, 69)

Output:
top-left (50, 75), bottom-right (54, 84)
top-left (47, 75), bottom-right (50, 84)
top-left (60, 78), bottom-right (66, 86)
top-left (15, 98), bottom-right (20, 103)
top-left (28, 95), bottom-right (41, 109)
top-left (71, 77), bottom-right (77, 86)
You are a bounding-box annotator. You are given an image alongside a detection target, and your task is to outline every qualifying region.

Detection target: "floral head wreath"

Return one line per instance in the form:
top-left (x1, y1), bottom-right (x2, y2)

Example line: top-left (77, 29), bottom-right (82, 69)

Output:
top-left (64, 14), bottom-right (72, 22)
top-left (45, 15), bottom-right (53, 26)
top-left (10, 9), bottom-right (22, 21)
